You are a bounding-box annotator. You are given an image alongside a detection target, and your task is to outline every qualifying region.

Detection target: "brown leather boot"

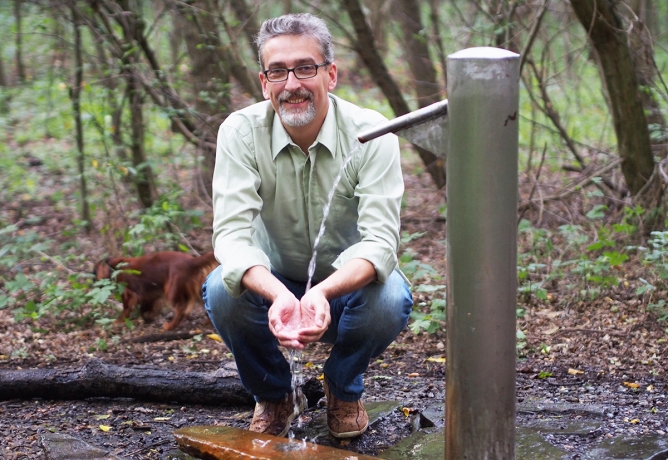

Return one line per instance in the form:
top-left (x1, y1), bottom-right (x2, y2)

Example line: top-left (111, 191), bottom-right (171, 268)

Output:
top-left (249, 389), bottom-right (307, 437)
top-left (323, 380), bottom-right (369, 438)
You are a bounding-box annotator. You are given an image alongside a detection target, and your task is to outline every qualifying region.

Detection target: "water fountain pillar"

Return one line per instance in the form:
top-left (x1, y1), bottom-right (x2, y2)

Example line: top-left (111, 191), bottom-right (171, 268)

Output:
top-left (445, 47), bottom-right (519, 459)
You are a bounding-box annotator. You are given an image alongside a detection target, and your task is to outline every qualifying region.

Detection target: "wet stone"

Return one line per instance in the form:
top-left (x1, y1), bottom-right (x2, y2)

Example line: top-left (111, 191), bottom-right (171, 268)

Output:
top-left (380, 429), bottom-right (444, 460)
top-left (581, 436), bottom-right (668, 460)
top-left (40, 432), bottom-right (122, 460)
top-left (525, 419), bottom-right (603, 436)
top-left (517, 400), bottom-right (608, 418)
top-left (516, 427), bottom-right (571, 460)
top-left (173, 425), bottom-right (377, 459)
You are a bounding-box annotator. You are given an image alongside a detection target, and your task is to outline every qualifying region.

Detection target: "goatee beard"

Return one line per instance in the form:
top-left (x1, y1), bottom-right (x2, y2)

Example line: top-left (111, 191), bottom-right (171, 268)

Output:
top-left (278, 89), bottom-right (316, 127)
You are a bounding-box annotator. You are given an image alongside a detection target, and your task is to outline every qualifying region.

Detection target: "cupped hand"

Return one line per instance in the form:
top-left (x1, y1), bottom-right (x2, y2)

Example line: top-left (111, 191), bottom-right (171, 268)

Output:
top-left (295, 287), bottom-right (331, 344)
top-left (267, 291), bottom-right (304, 349)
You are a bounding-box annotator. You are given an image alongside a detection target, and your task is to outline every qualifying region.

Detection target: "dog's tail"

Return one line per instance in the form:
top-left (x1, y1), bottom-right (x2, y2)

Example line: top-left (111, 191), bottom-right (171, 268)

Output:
top-left (193, 252), bottom-right (219, 278)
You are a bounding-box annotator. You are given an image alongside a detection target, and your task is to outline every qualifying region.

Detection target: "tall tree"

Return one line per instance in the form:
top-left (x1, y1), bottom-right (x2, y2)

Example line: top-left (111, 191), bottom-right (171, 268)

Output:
top-left (70, 5), bottom-right (92, 232)
top-left (14, 0), bottom-right (26, 82)
top-left (395, 0), bottom-right (442, 107)
top-left (0, 45), bottom-right (7, 87)
top-left (340, 0), bottom-right (446, 189)
top-left (627, 0), bottom-right (667, 156)
top-left (570, 0), bottom-right (657, 199)
top-left (175, 1), bottom-right (230, 192)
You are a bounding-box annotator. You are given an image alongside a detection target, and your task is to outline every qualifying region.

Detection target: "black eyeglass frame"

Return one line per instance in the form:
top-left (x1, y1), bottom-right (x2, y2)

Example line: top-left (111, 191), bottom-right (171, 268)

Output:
top-left (263, 62), bottom-right (330, 83)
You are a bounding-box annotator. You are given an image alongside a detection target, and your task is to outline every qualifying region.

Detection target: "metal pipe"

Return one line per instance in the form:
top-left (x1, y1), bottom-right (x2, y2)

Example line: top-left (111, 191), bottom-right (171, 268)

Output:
top-left (357, 99), bottom-right (448, 144)
top-left (445, 47), bottom-right (520, 460)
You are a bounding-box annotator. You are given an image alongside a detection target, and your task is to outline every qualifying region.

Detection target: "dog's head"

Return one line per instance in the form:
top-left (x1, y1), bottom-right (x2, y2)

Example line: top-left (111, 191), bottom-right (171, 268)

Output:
top-left (93, 258), bottom-right (114, 281)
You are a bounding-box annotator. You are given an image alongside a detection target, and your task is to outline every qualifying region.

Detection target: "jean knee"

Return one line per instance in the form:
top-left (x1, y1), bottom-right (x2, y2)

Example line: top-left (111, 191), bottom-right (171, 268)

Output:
top-left (202, 266), bottom-right (235, 329)
top-left (362, 271), bottom-right (413, 334)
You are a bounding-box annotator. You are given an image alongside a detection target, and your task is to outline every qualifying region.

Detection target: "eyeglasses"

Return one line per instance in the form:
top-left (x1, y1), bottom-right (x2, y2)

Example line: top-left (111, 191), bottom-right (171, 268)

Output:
top-left (263, 63), bottom-right (329, 83)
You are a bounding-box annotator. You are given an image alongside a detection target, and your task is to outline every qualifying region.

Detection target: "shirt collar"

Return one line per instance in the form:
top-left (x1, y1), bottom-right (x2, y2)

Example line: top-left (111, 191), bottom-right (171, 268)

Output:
top-left (270, 95), bottom-right (337, 160)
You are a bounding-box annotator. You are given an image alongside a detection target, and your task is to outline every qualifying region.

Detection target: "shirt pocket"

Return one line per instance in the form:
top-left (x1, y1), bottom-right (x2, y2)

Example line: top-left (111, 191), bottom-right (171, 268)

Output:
top-left (326, 194), bottom-right (360, 245)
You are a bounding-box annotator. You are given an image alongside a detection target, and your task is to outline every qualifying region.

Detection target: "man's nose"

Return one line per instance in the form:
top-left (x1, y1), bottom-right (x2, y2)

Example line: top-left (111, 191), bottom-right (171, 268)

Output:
top-left (284, 70), bottom-right (302, 90)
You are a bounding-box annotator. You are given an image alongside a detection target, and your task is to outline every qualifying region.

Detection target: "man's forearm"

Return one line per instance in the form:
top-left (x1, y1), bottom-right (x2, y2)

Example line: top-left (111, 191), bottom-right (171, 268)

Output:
top-left (311, 258), bottom-right (376, 300)
top-left (241, 265), bottom-right (292, 302)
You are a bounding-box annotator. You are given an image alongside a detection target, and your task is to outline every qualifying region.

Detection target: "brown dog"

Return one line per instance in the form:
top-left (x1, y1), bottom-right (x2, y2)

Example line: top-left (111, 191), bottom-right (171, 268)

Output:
top-left (94, 251), bottom-right (218, 330)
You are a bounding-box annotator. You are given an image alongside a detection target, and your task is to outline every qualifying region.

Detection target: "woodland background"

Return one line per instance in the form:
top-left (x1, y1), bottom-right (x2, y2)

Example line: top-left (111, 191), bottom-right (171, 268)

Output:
top-left (0, 0), bottom-right (667, 365)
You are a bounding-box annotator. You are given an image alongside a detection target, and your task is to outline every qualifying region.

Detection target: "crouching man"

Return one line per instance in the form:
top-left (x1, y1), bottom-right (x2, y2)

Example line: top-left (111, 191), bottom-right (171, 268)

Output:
top-left (203, 13), bottom-right (413, 439)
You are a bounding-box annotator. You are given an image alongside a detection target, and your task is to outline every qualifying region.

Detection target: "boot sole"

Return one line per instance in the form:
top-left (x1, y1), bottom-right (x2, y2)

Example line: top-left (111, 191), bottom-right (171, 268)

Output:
top-left (328, 421), bottom-right (369, 439)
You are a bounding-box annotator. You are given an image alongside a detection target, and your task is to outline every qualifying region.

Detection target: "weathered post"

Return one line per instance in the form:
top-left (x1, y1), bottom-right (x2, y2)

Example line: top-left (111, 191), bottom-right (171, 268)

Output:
top-left (445, 47), bottom-right (520, 459)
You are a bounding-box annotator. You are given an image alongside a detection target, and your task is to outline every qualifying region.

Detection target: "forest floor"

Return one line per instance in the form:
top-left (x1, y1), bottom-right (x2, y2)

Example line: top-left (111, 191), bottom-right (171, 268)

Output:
top-left (1, 152), bottom-right (668, 459)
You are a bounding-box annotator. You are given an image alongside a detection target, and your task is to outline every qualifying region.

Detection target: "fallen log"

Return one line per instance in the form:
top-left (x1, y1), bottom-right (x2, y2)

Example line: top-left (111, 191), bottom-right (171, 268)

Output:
top-left (0, 359), bottom-right (254, 406)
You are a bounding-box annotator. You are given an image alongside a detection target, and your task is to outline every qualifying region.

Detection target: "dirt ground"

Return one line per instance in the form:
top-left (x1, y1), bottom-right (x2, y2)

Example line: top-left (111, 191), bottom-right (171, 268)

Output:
top-left (1, 153), bottom-right (667, 458)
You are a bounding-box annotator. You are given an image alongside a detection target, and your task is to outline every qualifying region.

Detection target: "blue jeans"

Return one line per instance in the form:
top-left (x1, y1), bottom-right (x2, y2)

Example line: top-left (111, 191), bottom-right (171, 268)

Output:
top-left (202, 266), bottom-right (413, 403)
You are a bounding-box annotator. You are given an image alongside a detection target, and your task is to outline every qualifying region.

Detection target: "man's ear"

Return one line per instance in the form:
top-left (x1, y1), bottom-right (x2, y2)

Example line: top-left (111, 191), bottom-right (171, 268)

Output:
top-left (327, 62), bottom-right (338, 91)
top-left (260, 72), bottom-right (271, 100)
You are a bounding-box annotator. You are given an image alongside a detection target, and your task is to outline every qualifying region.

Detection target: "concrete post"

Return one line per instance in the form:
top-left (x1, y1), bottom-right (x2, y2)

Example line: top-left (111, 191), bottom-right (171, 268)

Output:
top-left (445, 47), bottom-right (520, 459)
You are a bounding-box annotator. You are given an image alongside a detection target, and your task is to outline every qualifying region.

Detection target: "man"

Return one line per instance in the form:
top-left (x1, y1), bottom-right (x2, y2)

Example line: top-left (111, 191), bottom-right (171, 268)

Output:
top-left (203, 13), bottom-right (413, 439)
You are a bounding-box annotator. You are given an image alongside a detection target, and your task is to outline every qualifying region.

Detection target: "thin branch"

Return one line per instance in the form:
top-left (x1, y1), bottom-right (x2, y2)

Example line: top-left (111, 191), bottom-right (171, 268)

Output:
top-left (33, 251), bottom-right (76, 275)
top-left (518, 142), bottom-right (548, 223)
top-left (519, 0), bottom-right (550, 74)
top-left (518, 158), bottom-right (623, 212)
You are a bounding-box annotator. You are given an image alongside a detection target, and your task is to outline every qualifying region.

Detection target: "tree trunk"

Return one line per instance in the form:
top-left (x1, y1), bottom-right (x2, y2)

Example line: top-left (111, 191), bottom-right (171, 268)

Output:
top-left (570, 0), bottom-right (656, 198)
top-left (0, 44), bottom-right (7, 87)
top-left (128, 73), bottom-right (155, 209)
top-left (228, 0), bottom-right (260, 60)
top-left (176, 1), bottom-right (231, 195)
top-left (340, 0), bottom-right (446, 189)
top-left (626, 0), bottom-right (667, 157)
top-left (395, 0), bottom-right (442, 107)
top-left (0, 359), bottom-right (254, 406)
top-left (14, 0), bottom-right (26, 82)
top-left (70, 6), bottom-right (92, 232)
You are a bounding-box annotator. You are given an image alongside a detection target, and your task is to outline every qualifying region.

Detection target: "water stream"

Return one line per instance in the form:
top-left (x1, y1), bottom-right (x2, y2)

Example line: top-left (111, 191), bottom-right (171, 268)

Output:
top-left (288, 140), bottom-right (362, 437)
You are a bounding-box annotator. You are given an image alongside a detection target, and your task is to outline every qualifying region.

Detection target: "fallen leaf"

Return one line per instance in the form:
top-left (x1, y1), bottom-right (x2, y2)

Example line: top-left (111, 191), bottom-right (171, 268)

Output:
top-left (99, 425), bottom-right (112, 432)
top-left (535, 310), bottom-right (561, 319)
top-left (408, 373), bottom-right (420, 378)
top-left (568, 368), bottom-right (584, 375)
top-left (154, 417), bottom-right (171, 421)
top-left (426, 356), bottom-right (445, 363)
top-left (542, 325), bottom-right (560, 335)
top-left (317, 374), bottom-right (324, 380)
top-left (93, 414), bottom-right (110, 420)
top-left (206, 333), bottom-right (222, 342)
top-left (623, 382), bottom-right (640, 389)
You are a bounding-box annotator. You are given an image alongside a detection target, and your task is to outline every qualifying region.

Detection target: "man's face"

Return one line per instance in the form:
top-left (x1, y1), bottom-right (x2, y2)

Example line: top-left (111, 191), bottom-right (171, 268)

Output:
top-left (260, 34), bottom-right (337, 130)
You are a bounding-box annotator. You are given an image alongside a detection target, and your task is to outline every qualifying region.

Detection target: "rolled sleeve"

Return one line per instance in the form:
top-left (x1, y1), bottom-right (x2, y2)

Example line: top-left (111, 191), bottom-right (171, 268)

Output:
top-left (212, 118), bottom-right (269, 297)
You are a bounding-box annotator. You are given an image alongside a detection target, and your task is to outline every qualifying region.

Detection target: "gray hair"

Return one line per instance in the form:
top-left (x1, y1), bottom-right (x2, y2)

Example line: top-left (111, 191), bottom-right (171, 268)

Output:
top-left (255, 13), bottom-right (334, 68)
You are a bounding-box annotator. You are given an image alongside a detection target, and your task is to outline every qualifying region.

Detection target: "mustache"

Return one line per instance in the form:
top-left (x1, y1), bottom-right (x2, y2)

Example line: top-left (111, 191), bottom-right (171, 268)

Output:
top-left (278, 89), bottom-right (313, 102)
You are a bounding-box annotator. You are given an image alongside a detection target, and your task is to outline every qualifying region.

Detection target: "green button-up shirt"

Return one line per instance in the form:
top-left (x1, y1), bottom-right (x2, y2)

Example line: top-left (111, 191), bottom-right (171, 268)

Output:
top-left (212, 93), bottom-right (404, 297)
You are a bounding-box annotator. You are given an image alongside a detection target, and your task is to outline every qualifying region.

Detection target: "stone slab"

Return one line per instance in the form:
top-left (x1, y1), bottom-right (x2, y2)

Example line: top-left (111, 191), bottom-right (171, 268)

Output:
top-left (174, 425), bottom-right (377, 460)
top-left (40, 432), bottom-right (121, 460)
top-left (581, 436), bottom-right (668, 460)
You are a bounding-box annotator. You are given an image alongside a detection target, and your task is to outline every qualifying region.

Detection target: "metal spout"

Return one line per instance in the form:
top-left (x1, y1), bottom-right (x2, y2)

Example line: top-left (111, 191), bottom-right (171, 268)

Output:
top-left (357, 100), bottom-right (448, 157)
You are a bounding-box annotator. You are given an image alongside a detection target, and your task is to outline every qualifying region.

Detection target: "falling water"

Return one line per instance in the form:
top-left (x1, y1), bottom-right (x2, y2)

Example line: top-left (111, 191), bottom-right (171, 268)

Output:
top-left (287, 141), bottom-right (362, 438)
top-left (305, 141), bottom-right (361, 291)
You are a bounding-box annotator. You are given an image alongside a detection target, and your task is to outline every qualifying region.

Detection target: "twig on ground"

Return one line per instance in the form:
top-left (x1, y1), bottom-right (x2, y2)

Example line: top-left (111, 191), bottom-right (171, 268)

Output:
top-left (552, 328), bottom-right (627, 338)
top-left (120, 330), bottom-right (201, 344)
